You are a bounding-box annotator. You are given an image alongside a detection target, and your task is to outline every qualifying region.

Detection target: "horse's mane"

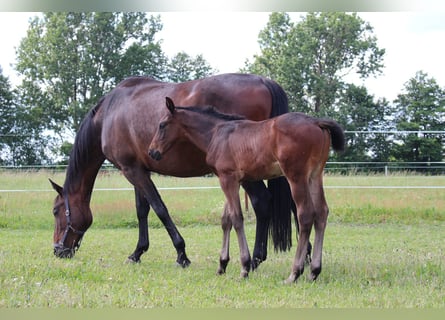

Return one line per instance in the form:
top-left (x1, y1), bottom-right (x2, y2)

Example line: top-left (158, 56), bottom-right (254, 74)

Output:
top-left (64, 98), bottom-right (104, 193)
top-left (176, 105), bottom-right (246, 121)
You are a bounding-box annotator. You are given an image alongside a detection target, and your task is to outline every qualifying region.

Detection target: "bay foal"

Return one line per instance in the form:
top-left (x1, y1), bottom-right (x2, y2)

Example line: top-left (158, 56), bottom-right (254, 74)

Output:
top-left (149, 98), bottom-right (345, 282)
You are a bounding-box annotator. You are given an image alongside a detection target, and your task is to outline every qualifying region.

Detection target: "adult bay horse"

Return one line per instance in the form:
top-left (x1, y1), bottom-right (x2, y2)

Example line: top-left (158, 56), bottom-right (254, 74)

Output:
top-left (149, 98), bottom-right (345, 282)
top-left (49, 73), bottom-right (296, 269)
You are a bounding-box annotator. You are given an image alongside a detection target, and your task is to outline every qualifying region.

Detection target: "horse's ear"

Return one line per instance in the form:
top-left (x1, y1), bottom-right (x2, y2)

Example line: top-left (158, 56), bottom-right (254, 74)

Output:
top-left (49, 178), bottom-right (63, 197)
top-left (165, 97), bottom-right (176, 114)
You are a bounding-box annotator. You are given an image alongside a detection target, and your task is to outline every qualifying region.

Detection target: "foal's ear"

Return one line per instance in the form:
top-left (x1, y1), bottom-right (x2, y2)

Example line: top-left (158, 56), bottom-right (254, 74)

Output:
top-left (165, 97), bottom-right (176, 114)
top-left (49, 178), bottom-right (63, 197)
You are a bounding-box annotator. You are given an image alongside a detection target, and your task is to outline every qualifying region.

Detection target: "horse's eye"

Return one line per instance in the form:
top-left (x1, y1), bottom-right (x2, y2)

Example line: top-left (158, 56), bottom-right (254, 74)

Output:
top-left (53, 205), bottom-right (60, 216)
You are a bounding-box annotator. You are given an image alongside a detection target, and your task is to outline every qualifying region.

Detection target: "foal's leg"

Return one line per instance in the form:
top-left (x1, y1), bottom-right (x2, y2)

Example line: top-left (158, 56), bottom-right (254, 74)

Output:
top-left (220, 176), bottom-right (251, 278)
top-left (285, 179), bottom-right (314, 284)
top-left (217, 202), bottom-right (232, 275)
top-left (308, 175), bottom-right (329, 281)
top-left (291, 200), bottom-right (312, 265)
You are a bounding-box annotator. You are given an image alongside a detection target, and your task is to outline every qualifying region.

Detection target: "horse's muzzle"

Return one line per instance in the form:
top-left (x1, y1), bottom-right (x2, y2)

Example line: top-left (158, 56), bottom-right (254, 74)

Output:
top-left (149, 149), bottom-right (162, 161)
top-left (54, 244), bottom-right (76, 259)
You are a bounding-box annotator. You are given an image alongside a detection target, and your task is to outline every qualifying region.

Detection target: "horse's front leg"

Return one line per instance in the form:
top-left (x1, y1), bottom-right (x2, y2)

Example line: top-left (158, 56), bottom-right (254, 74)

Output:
top-left (123, 168), bottom-right (190, 267)
top-left (220, 176), bottom-right (251, 278)
top-left (144, 179), bottom-right (191, 267)
top-left (127, 188), bottom-right (150, 263)
top-left (217, 202), bottom-right (231, 275)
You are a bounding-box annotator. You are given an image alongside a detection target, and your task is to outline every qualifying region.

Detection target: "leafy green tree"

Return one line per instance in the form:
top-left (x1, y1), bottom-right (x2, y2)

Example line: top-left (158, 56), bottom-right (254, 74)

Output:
top-left (335, 84), bottom-right (393, 162)
top-left (244, 12), bottom-right (385, 115)
top-left (166, 52), bottom-right (216, 83)
top-left (0, 66), bottom-right (52, 165)
top-left (392, 71), bottom-right (445, 164)
top-left (0, 66), bottom-right (14, 164)
top-left (15, 12), bottom-right (166, 138)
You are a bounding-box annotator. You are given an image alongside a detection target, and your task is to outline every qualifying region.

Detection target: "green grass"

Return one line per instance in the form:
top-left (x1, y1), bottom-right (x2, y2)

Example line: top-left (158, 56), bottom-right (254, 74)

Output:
top-left (0, 223), bottom-right (443, 307)
top-left (0, 171), bottom-right (444, 308)
top-left (0, 171), bottom-right (444, 229)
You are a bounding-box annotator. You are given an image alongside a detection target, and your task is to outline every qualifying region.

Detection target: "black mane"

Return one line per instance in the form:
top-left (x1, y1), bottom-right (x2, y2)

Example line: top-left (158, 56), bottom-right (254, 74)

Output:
top-left (64, 98), bottom-right (104, 193)
top-left (176, 105), bottom-right (245, 121)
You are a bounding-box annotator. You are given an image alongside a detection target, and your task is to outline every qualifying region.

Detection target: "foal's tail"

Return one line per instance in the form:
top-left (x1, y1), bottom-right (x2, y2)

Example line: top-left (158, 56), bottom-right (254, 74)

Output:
top-left (318, 119), bottom-right (346, 153)
top-left (263, 78), bottom-right (293, 252)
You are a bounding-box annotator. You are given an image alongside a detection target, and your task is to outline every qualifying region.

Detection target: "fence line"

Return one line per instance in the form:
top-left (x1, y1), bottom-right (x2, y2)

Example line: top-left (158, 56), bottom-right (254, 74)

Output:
top-left (1, 161), bottom-right (444, 169)
top-left (1, 185), bottom-right (444, 193)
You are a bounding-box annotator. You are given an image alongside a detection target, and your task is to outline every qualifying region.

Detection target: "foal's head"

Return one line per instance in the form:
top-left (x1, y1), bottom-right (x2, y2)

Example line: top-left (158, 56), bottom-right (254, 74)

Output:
top-left (149, 97), bottom-right (245, 161)
top-left (148, 97), bottom-right (183, 161)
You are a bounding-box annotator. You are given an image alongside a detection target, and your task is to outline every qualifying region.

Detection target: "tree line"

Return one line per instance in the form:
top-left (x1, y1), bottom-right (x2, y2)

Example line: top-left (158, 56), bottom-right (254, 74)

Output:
top-left (1, 12), bottom-right (444, 167)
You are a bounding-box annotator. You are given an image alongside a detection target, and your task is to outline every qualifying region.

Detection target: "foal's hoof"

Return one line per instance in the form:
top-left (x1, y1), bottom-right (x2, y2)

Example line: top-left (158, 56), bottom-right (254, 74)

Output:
top-left (240, 270), bottom-right (249, 279)
top-left (284, 275), bottom-right (295, 285)
top-left (216, 268), bottom-right (225, 275)
top-left (284, 271), bottom-right (302, 284)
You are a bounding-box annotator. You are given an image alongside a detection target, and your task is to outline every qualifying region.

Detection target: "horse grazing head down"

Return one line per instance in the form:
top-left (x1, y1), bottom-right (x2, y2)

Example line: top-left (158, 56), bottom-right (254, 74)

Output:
top-left (49, 179), bottom-right (92, 258)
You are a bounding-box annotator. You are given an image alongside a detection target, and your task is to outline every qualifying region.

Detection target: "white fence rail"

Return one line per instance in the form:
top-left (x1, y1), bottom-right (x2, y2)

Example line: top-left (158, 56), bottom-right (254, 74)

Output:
top-left (1, 161), bottom-right (444, 173)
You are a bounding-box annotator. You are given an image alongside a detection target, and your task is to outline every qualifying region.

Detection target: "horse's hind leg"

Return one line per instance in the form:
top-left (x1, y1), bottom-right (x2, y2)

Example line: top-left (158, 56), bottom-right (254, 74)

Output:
top-left (285, 179), bottom-right (314, 284)
top-left (291, 201), bottom-right (312, 265)
top-left (127, 188), bottom-right (150, 263)
top-left (241, 180), bottom-right (271, 270)
top-left (308, 176), bottom-right (329, 281)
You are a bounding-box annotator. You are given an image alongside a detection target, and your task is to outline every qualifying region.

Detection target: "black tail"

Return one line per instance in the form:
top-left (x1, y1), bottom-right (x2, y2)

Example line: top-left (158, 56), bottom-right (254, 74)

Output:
top-left (318, 119), bottom-right (346, 153)
top-left (263, 78), bottom-right (293, 252)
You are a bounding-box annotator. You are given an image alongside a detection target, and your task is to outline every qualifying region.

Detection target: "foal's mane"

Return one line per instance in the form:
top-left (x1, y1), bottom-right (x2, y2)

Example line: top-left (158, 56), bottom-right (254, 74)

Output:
top-left (176, 105), bottom-right (246, 121)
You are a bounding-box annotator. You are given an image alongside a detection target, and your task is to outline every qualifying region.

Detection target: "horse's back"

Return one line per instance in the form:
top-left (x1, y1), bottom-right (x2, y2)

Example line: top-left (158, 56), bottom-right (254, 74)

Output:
top-left (171, 73), bottom-right (272, 121)
top-left (99, 74), bottom-right (279, 176)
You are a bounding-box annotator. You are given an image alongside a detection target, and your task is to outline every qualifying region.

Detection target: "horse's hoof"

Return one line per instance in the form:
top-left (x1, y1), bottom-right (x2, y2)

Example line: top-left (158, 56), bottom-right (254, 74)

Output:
top-left (216, 267), bottom-right (226, 275)
top-left (284, 272), bottom-right (298, 284)
top-left (309, 272), bottom-right (320, 281)
top-left (176, 253), bottom-right (191, 268)
top-left (251, 257), bottom-right (263, 271)
top-left (125, 257), bottom-right (140, 264)
top-left (177, 258), bottom-right (191, 268)
top-left (240, 270), bottom-right (249, 279)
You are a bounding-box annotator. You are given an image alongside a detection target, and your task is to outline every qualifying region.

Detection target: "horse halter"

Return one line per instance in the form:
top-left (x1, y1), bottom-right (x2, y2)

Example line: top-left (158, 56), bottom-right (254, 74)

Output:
top-left (53, 192), bottom-right (86, 258)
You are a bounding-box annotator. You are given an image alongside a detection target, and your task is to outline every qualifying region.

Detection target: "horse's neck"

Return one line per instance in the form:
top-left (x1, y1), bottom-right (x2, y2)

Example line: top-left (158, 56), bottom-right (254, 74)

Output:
top-left (63, 98), bottom-right (107, 204)
top-left (64, 157), bottom-right (104, 204)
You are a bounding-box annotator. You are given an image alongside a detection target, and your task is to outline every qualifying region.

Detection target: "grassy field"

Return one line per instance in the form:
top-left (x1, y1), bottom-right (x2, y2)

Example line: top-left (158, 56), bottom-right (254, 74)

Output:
top-left (0, 170), bottom-right (444, 308)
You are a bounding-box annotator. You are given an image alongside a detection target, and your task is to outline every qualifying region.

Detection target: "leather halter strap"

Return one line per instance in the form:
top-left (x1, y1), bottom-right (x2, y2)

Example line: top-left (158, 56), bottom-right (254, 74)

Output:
top-left (56, 192), bottom-right (86, 251)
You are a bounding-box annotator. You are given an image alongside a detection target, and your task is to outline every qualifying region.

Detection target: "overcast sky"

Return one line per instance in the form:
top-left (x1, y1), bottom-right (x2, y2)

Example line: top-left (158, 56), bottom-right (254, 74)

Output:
top-left (1, 12), bottom-right (445, 102)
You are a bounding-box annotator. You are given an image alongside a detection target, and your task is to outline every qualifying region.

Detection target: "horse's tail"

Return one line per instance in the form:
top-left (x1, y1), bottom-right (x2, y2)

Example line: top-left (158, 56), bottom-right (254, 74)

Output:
top-left (318, 119), bottom-right (346, 153)
top-left (263, 78), bottom-right (293, 252)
